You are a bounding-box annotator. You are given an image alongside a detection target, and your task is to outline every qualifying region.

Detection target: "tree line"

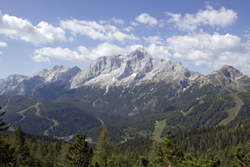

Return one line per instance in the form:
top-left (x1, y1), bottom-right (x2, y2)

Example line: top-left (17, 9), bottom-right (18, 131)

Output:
top-left (1, 107), bottom-right (250, 166)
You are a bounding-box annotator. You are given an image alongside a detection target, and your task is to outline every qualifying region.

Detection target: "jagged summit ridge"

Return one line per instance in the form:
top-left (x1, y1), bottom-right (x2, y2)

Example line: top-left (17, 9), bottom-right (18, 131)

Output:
top-left (69, 47), bottom-right (200, 89)
top-left (194, 64), bottom-right (250, 92)
top-left (206, 65), bottom-right (244, 80)
top-left (0, 48), bottom-right (249, 97)
top-left (135, 47), bottom-right (146, 52)
top-left (219, 65), bottom-right (244, 79)
top-left (0, 65), bottom-right (81, 96)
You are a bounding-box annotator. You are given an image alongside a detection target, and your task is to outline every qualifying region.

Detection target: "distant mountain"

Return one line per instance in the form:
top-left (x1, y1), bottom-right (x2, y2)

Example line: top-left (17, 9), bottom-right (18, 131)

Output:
top-left (1, 47), bottom-right (250, 138)
top-left (0, 74), bottom-right (29, 95)
top-left (2, 48), bottom-right (249, 99)
top-left (196, 65), bottom-right (250, 92)
top-left (0, 48), bottom-right (204, 99)
top-left (1, 48), bottom-right (250, 115)
top-left (0, 65), bottom-right (81, 98)
top-left (70, 47), bottom-right (202, 89)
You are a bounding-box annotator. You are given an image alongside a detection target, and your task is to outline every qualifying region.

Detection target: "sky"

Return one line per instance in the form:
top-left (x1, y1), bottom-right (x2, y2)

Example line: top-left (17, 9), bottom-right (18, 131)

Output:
top-left (0, 0), bottom-right (250, 79)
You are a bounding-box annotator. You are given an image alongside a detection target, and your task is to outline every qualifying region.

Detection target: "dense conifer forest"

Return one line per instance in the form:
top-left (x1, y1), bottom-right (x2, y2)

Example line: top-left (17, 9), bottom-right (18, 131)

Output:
top-left (1, 107), bottom-right (250, 166)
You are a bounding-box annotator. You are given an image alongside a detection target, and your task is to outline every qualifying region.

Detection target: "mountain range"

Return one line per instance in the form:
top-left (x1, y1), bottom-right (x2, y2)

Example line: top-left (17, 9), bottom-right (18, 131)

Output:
top-left (1, 47), bottom-right (249, 99)
top-left (1, 47), bottom-right (250, 141)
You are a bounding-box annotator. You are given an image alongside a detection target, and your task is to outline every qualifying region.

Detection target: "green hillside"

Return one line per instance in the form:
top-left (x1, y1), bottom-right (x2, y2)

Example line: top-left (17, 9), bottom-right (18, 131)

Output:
top-left (1, 95), bottom-right (102, 137)
top-left (83, 91), bottom-right (250, 144)
top-left (2, 88), bottom-right (250, 142)
top-left (219, 93), bottom-right (244, 125)
top-left (176, 119), bottom-right (250, 166)
top-left (152, 119), bottom-right (166, 142)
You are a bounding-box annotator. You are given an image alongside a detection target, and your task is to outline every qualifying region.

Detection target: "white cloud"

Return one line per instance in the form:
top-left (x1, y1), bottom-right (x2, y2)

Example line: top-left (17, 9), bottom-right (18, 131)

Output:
top-left (130, 21), bottom-right (139, 26)
top-left (167, 32), bottom-right (244, 60)
top-left (244, 30), bottom-right (249, 33)
top-left (60, 19), bottom-right (139, 42)
top-left (0, 41), bottom-right (7, 55)
top-left (0, 11), bottom-right (67, 45)
top-left (145, 44), bottom-right (171, 59)
top-left (244, 34), bottom-right (250, 51)
top-left (0, 41), bottom-right (7, 47)
top-left (159, 19), bottom-right (165, 28)
top-left (32, 54), bottom-right (51, 63)
top-left (210, 52), bottom-right (250, 75)
top-left (165, 31), bottom-right (250, 74)
top-left (33, 47), bottom-right (86, 63)
top-left (69, 36), bottom-right (74, 42)
top-left (166, 5), bottom-right (237, 31)
top-left (125, 44), bottom-right (143, 53)
top-left (135, 13), bottom-right (158, 27)
top-left (32, 43), bottom-right (145, 63)
top-left (123, 26), bottom-right (134, 32)
top-left (143, 32), bottom-right (250, 75)
top-left (99, 20), bottom-right (107, 24)
top-left (143, 36), bottom-right (164, 45)
top-left (79, 43), bottom-right (126, 60)
top-left (111, 17), bottom-right (124, 25)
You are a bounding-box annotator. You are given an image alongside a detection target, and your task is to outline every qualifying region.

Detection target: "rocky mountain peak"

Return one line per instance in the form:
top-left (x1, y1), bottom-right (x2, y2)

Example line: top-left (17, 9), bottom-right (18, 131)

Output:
top-left (69, 48), bottom-right (204, 89)
top-left (89, 55), bottom-right (122, 74)
top-left (196, 64), bottom-right (250, 93)
top-left (5, 74), bottom-right (29, 81)
top-left (51, 65), bottom-right (67, 72)
top-left (33, 69), bottom-right (48, 77)
top-left (1, 47), bottom-right (249, 98)
top-left (70, 66), bottom-right (82, 73)
top-left (218, 65), bottom-right (244, 79)
top-left (176, 61), bottom-right (182, 66)
top-left (33, 65), bottom-right (67, 78)
top-left (136, 47), bottom-right (146, 53)
top-left (127, 47), bottom-right (151, 60)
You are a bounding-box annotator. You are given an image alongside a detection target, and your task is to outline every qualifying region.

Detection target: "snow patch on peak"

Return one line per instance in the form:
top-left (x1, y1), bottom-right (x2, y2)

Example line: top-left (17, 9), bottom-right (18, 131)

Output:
top-left (136, 47), bottom-right (146, 52)
top-left (69, 48), bottom-right (204, 89)
top-left (131, 73), bottom-right (137, 77)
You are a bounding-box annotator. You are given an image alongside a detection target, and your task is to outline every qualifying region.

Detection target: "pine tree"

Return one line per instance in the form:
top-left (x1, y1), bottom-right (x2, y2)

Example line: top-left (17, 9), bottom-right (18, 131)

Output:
top-left (0, 131), bottom-right (15, 166)
top-left (57, 142), bottom-right (70, 166)
top-left (52, 141), bottom-right (62, 166)
top-left (67, 131), bottom-right (93, 167)
top-left (202, 149), bottom-right (220, 167)
top-left (148, 141), bottom-right (160, 162)
top-left (14, 125), bottom-right (31, 166)
top-left (156, 129), bottom-right (184, 167)
top-left (232, 146), bottom-right (250, 167)
top-left (0, 107), bottom-right (11, 132)
top-left (181, 154), bottom-right (200, 167)
top-left (148, 141), bottom-right (161, 167)
top-left (91, 126), bottom-right (113, 167)
top-left (0, 107), bottom-right (14, 166)
top-left (135, 156), bottom-right (150, 167)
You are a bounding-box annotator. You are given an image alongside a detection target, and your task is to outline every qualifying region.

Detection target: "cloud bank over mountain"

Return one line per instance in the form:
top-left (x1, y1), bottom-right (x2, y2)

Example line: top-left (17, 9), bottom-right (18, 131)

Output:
top-left (0, 1), bottom-right (250, 78)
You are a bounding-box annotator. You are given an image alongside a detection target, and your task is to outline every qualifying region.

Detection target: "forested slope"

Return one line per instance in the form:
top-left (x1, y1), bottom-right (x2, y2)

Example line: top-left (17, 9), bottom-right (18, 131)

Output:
top-left (0, 95), bottom-right (101, 137)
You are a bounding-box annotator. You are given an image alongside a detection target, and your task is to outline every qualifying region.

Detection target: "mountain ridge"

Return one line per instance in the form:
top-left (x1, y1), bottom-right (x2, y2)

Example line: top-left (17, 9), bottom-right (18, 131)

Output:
top-left (0, 47), bottom-right (249, 98)
top-left (2, 47), bottom-right (250, 141)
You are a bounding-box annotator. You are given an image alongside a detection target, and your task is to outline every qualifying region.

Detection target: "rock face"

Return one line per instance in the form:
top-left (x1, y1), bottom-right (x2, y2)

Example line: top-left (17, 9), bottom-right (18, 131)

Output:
top-left (0, 74), bottom-right (29, 95)
top-left (0, 47), bottom-right (249, 97)
top-left (69, 47), bottom-right (203, 90)
top-left (0, 65), bottom-right (81, 96)
top-left (204, 65), bottom-right (244, 80)
top-left (196, 65), bottom-right (250, 92)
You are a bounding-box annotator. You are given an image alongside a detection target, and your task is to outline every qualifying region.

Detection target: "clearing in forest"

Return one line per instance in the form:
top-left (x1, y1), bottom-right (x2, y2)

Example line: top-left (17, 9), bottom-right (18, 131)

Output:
top-left (152, 119), bottom-right (166, 142)
top-left (219, 94), bottom-right (244, 125)
top-left (18, 104), bottom-right (38, 121)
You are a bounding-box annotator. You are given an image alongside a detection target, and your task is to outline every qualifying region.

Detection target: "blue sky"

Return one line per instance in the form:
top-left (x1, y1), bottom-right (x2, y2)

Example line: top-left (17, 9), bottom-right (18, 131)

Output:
top-left (0, 0), bottom-right (250, 79)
